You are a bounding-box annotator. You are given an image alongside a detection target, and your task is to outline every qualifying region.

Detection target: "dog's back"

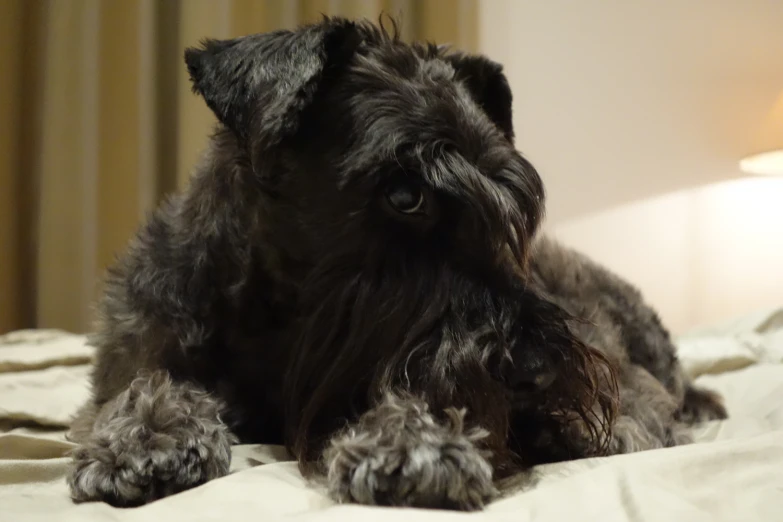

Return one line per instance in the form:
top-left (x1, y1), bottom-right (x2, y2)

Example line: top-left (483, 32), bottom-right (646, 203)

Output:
top-left (530, 236), bottom-right (726, 429)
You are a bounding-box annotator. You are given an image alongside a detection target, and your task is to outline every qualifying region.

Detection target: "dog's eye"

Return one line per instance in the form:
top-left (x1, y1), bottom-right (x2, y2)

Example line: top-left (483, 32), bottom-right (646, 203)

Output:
top-left (385, 183), bottom-right (425, 214)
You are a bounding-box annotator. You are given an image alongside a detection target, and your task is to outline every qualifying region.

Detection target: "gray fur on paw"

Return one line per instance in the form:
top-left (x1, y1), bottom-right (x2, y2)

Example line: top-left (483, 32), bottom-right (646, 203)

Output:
top-left (67, 372), bottom-right (235, 506)
top-left (323, 393), bottom-right (497, 511)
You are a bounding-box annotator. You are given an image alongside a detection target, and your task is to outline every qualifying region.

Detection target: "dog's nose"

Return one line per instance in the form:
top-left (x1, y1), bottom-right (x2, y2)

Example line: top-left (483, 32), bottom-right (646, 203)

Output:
top-left (512, 369), bottom-right (557, 393)
top-left (506, 349), bottom-right (557, 393)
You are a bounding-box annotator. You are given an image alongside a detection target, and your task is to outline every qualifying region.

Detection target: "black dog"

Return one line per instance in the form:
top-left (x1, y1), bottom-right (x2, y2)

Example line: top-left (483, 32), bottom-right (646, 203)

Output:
top-left (66, 17), bottom-right (726, 510)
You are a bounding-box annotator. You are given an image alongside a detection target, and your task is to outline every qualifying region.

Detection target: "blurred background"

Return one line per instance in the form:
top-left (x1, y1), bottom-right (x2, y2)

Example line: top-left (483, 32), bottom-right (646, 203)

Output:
top-left (0, 0), bottom-right (782, 336)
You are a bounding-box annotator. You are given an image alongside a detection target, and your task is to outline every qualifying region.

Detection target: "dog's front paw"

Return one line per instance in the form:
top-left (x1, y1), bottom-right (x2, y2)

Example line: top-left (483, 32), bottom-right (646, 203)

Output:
top-left (323, 394), bottom-right (497, 510)
top-left (67, 373), bottom-right (234, 506)
top-left (68, 429), bottom-right (232, 506)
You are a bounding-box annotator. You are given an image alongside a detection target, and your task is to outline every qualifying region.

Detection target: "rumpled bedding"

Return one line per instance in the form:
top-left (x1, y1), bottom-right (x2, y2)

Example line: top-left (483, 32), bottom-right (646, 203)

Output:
top-left (1, 309), bottom-right (782, 522)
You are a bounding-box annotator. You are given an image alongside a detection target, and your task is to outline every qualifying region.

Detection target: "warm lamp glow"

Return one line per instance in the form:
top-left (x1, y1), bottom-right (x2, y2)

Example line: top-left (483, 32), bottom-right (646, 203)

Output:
top-left (740, 91), bottom-right (783, 176)
top-left (740, 150), bottom-right (783, 176)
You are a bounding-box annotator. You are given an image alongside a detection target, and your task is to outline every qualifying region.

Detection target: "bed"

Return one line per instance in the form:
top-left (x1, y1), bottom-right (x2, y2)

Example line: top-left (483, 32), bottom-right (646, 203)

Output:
top-left (1, 308), bottom-right (782, 522)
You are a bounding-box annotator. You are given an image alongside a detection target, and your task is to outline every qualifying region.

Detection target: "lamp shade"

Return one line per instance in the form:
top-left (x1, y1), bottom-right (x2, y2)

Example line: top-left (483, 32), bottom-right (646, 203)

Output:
top-left (740, 91), bottom-right (783, 176)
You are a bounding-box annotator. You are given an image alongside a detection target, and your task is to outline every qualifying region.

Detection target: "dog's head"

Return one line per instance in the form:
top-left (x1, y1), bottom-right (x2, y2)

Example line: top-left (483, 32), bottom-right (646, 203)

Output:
top-left (186, 16), bottom-right (615, 472)
top-left (185, 17), bottom-right (539, 272)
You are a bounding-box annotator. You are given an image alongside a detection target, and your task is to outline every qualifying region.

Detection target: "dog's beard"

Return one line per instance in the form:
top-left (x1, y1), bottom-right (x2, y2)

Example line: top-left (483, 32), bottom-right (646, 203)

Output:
top-left (282, 253), bottom-right (618, 475)
top-left (503, 292), bottom-right (619, 466)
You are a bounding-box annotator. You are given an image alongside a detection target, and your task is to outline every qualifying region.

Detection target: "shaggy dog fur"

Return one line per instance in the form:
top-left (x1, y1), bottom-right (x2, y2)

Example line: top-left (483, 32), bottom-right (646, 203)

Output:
top-left (66, 17), bottom-right (727, 510)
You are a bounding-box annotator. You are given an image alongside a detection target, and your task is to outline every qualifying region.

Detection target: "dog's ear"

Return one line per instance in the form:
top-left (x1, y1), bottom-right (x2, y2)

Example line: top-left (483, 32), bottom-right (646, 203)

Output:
top-left (445, 53), bottom-right (515, 142)
top-left (184, 18), bottom-right (361, 147)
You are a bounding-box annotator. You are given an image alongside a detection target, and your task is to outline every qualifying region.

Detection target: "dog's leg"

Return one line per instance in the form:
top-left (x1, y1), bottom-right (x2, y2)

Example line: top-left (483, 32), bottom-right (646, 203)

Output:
top-left (323, 392), bottom-right (497, 510)
top-left (67, 371), bottom-right (235, 506)
top-left (607, 364), bottom-right (693, 454)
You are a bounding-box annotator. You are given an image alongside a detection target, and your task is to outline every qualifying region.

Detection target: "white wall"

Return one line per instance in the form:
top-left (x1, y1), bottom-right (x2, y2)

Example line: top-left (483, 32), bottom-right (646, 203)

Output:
top-left (479, 0), bottom-right (783, 333)
top-left (550, 177), bottom-right (783, 333)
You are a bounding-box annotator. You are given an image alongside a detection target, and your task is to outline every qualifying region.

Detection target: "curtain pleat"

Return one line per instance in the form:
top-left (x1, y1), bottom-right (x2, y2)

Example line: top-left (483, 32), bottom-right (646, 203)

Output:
top-left (0, 0), bottom-right (26, 333)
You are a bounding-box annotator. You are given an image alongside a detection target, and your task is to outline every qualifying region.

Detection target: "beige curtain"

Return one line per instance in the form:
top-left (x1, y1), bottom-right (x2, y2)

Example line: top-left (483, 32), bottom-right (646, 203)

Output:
top-left (0, 0), bottom-right (478, 334)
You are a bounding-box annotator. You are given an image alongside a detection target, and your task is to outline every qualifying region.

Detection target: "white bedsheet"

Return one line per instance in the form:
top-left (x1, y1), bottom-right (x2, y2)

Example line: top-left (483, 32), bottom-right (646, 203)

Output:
top-left (1, 309), bottom-right (782, 522)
